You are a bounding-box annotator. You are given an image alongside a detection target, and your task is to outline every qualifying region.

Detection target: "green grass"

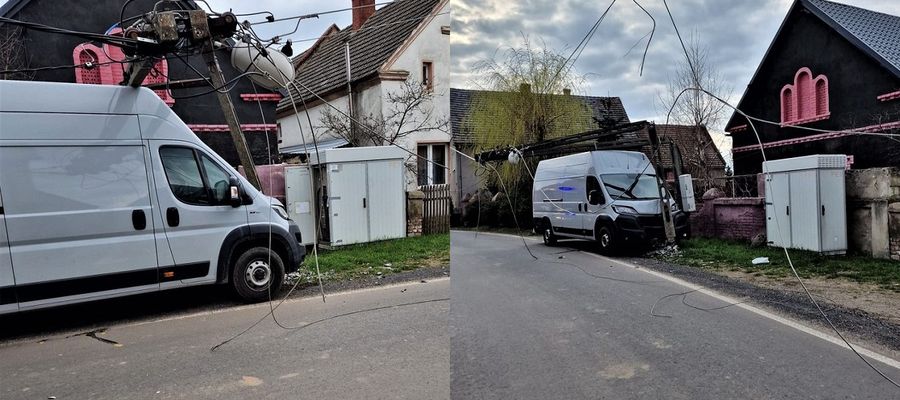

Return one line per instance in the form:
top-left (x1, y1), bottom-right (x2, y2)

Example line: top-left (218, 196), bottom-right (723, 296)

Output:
top-left (299, 234), bottom-right (450, 280)
top-left (665, 237), bottom-right (900, 290)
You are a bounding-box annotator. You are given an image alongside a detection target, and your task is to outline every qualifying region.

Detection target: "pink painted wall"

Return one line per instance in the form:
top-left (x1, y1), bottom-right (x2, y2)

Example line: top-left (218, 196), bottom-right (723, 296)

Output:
top-left (239, 164), bottom-right (286, 203)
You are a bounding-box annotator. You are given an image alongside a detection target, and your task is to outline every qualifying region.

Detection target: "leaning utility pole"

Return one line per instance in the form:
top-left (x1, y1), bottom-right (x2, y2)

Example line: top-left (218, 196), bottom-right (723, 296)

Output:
top-left (647, 124), bottom-right (677, 243)
top-left (120, 7), bottom-right (261, 190)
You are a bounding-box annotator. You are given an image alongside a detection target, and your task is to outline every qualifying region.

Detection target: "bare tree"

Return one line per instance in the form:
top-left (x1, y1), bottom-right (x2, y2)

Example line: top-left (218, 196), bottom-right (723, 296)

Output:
top-left (657, 32), bottom-right (733, 186)
top-left (0, 27), bottom-right (32, 80)
top-left (320, 79), bottom-right (449, 147)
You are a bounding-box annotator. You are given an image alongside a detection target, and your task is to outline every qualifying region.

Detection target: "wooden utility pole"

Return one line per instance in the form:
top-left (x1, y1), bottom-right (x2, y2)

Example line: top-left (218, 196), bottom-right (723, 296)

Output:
top-left (647, 124), bottom-right (677, 243)
top-left (201, 42), bottom-right (261, 190)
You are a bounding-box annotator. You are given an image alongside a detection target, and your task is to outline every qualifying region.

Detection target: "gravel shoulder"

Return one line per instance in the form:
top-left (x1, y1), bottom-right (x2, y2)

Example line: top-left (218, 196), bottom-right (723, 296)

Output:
top-left (626, 256), bottom-right (900, 359)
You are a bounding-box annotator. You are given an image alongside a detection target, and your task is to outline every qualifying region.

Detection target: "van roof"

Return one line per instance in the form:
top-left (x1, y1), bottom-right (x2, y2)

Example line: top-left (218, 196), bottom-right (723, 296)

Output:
top-left (535, 151), bottom-right (652, 180)
top-left (0, 80), bottom-right (175, 117)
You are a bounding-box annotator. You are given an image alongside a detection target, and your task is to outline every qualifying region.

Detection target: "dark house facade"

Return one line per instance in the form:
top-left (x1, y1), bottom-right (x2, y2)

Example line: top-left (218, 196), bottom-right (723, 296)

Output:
top-left (0, 0), bottom-right (280, 166)
top-left (726, 0), bottom-right (900, 175)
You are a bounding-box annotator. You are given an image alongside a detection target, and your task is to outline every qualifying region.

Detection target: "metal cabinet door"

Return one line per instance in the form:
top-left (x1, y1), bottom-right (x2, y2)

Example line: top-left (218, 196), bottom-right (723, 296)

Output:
top-left (0, 186), bottom-right (16, 313)
top-left (789, 170), bottom-right (820, 251)
top-left (765, 172), bottom-right (792, 248)
top-left (285, 166), bottom-right (316, 246)
top-left (328, 162), bottom-right (369, 245)
top-left (818, 169), bottom-right (847, 252)
top-left (366, 159), bottom-right (405, 241)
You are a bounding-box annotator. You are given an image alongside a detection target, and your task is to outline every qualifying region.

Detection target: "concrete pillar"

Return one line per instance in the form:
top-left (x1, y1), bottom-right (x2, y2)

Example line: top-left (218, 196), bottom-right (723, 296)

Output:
top-left (871, 200), bottom-right (890, 259)
top-left (407, 190), bottom-right (425, 237)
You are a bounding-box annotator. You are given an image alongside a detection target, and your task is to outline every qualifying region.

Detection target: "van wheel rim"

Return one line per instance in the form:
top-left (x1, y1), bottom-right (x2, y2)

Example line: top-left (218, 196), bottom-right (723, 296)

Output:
top-left (600, 232), bottom-right (610, 248)
top-left (246, 260), bottom-right (271, 288)
top-left (544, 230), bottom-right (551, 241)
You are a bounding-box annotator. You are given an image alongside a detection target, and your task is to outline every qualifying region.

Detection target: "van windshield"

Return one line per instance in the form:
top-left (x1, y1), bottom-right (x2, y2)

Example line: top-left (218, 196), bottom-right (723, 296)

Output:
top-left (601, 174), bottom-right (661, 200)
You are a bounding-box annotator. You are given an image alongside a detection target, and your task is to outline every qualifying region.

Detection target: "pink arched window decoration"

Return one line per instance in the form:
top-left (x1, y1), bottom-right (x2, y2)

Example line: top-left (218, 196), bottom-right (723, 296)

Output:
top-left (72, 29), bottom-right (174, 106)
top-left (780, 67), bottom-right (829, 125)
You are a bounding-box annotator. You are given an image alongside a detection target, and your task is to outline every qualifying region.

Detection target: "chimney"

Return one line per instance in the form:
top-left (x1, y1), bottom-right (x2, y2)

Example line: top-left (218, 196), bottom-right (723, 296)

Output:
top-left (352, 0), bottom-right (376, 31)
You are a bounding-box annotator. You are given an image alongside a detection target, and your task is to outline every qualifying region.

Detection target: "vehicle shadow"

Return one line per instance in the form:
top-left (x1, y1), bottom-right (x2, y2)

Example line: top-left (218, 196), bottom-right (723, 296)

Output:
top-left (0, 285), bottom-right (244, 343)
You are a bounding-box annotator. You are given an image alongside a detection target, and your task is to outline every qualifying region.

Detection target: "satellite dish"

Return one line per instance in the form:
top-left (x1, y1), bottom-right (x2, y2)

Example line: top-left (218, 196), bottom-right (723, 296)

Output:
top-left (230, 43), bottom-right (295, 90)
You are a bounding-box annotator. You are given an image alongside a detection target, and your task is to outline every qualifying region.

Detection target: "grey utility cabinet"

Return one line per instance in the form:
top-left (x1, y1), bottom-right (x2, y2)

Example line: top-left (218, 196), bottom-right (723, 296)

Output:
top-left (763, 154), bottom-right (847, 254)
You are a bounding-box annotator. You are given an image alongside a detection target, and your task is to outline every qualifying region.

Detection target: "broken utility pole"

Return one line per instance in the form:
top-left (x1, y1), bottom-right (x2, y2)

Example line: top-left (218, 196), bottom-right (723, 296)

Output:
top-left (646, 124), bottom-right (677, 243)
top-left (119, 7), bottom-right (262, 190)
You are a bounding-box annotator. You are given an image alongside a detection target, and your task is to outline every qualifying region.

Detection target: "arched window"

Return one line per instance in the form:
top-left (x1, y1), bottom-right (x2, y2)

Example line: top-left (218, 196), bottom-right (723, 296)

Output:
top-left (780, 67), bottom-right (829, 125)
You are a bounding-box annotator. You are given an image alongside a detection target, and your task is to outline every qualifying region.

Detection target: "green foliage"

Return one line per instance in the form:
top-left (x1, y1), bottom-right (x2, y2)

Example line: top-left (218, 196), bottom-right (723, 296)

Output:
top-left (301, 234), bottom-right (450, 278)
top-left (468, 38), bottom-right (597, 187)
top-left (664, 238), bottom-right (900, 290)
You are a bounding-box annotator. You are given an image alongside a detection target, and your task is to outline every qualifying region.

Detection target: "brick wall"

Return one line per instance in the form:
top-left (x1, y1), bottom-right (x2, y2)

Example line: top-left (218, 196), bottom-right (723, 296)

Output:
top-left (690, 197), bottom-right (766, 241)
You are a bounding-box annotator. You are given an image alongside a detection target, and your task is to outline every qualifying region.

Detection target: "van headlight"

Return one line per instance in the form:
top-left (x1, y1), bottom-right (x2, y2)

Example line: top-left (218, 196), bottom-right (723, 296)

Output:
top-left (612, 205), bottom-right (638, 215)
top-left (272, 204), bottom-right (290, 220)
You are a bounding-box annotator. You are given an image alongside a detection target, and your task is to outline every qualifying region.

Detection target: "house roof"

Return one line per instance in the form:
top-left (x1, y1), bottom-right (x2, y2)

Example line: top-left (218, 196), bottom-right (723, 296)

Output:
top-left (638, 125), bottom-right (727, 171)
top-left (277, 0), bottom-right (442, 113)
top-left (450, 88), bottom-right (630, 145)
top-left (726, 0), bottom-right (900, 130)
top-left (0, 0), bottom-right (30, 17)
top-left (805, 0), bottom-right (900, 76)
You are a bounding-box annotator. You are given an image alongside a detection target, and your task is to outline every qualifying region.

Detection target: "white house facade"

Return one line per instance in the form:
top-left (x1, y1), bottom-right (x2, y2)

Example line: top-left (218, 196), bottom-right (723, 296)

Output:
top-left (276, 0), bottom-right (452, 191)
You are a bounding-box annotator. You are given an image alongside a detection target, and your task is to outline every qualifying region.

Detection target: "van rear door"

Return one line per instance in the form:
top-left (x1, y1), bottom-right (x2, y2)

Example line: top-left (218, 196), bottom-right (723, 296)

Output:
top-left (0, 113), bottom-right (160, 308)
top-left (0, 186), bottom-right (16, 313)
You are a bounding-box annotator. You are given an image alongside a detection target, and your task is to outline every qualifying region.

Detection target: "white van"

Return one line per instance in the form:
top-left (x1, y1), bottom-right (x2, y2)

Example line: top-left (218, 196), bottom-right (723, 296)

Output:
top-left (532, 151), bottom-right (689, 253)
top-left (0, 81), bottom-right (305, 314)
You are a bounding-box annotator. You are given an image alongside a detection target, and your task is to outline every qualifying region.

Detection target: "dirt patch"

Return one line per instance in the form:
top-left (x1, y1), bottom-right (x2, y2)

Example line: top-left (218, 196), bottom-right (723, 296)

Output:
top-left (716, 270), bottom-right (900, 325)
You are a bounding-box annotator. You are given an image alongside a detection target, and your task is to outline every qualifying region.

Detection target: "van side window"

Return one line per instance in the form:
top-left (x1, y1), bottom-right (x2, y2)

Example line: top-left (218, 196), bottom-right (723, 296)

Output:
top-left (160, 147), bottom-right (231, 206)
top-left (586, 176), bottom-right (604, 205)
top-left (201, 155), bottom-right (230, 204)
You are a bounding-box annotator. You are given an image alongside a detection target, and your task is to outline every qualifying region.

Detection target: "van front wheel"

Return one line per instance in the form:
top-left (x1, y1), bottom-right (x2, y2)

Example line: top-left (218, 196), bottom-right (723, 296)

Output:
top-left (595, 225), bottom-right (616, 255)
top-left (542, 225), bottom-right (557, 246)
top-left (231, 247), bottom-right (285, 303)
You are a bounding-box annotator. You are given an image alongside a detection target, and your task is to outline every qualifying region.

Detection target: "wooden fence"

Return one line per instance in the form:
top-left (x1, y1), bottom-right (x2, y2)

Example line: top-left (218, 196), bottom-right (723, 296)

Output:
top-left (421, 184), bottom-right (451, 234)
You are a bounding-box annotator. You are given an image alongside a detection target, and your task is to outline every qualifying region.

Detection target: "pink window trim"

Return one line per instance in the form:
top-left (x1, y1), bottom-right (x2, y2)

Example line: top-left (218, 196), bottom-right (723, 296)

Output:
top-left (877, 90), bottom-right (900, 102)
top-left (731, 120), bottom-right (900, 153)
top-left (73, 31), bottom-right (174, 106)
top-left (846, 155), bottom-right (854, 170)
top-left (188, 124), bottom-right (279, 132)
top-left (240, 93), bottom-right (283, 102)
top-left (780, 67), bottom-right (829, 125)
top-left (727, 124), bottom-right (748, 133)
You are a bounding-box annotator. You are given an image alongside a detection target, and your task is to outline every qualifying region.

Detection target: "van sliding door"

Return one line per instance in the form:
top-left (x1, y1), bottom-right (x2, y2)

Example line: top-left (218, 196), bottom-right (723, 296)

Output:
top-left (0, 186), bottom-right (16, 313)
top-left (0, 113), bottom-right (159, 309)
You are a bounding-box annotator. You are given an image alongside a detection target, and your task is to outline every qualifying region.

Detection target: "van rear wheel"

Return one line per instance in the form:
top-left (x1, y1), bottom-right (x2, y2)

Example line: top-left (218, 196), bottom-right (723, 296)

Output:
top-left (595, 225), bottom-right (616, 255)
top-left (542, 223), bottom-right (558, 246)
top-left (231, 247), bottom-right (285, 303)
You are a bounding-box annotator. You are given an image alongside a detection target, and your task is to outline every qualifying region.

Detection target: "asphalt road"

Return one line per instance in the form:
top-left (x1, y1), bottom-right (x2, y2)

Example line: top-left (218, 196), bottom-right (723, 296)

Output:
top-left (1, 278), bottom-right (449, 400)
top-left (450, 231), bottom-right (900, 399)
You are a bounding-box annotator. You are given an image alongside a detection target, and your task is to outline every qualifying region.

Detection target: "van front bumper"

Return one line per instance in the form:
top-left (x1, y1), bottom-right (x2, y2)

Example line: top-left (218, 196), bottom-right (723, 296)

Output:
top-left (613, 212), bottom-right (690, 243)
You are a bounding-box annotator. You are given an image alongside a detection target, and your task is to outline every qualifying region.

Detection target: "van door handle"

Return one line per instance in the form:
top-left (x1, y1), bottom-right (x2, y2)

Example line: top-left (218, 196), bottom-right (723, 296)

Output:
top-left (363, 198), bottom-right (367, 208)
top-left (786, 206), bottom-right (790, 216)
top-left (166, 207), bottom-right (180, 227)
top-left (132, 209), bottom-right (147, 230)
top-left (822, 205), bottom-right (825, 216)
top-left (577, 203), bottom-right (582, 212)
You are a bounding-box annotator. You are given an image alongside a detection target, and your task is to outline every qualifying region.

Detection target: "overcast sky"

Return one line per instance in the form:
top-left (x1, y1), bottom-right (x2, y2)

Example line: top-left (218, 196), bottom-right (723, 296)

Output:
top-left (5, 0), bottom-right (900, 158)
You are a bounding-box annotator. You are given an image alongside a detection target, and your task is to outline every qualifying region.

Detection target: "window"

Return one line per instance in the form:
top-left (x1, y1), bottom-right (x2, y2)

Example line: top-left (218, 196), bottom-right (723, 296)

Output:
top-left (780, 67), bottom-right (829, 125)
top-left (160, 147), bottom-right (232, 206)
top-left (586, 176), bottom-right (604, 205)
top-left (601, 174), bottom-right (660, 200)
top-left (422, 61), bottom-right (434, 92)
top-left (417, 143), bottom-right (447, 186)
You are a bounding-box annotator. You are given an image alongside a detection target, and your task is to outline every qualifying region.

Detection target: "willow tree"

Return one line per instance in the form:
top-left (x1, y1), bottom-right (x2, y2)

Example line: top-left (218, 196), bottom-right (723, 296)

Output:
top-left (469, 38), bottom-right (596, 190)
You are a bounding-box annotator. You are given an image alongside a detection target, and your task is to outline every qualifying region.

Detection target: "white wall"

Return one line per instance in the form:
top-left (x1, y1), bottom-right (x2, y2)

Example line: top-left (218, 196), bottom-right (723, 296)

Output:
top-left (278, 0), bottom-right (451, 192)
top-left (383, 0), bottom-right (452, 190)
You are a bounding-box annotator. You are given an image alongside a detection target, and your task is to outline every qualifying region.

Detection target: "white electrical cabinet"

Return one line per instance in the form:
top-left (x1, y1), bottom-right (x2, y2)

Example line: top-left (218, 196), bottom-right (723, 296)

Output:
top-left (310, 146), bottom-right (407, 247)
top-left (762, 155), bottom-right (847, 254)
top-left (678, 174), bottom-right (697, 212)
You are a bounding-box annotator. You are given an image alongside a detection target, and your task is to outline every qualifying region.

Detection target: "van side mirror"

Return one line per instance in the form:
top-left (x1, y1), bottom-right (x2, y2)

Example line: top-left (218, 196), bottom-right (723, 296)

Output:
top-left (588, 190), bottom-right (604, 205)
top-left (229, 176), bottom-right (242, 208)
